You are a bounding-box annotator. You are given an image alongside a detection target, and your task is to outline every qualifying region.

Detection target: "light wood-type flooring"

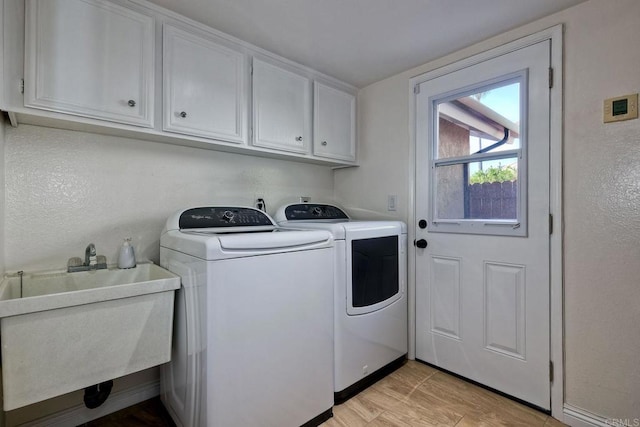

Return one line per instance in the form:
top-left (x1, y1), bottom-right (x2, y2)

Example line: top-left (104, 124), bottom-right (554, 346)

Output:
top-left (83, 360), bottom-right (565, 426)
top-left (321, 360), bottom-right (565, 427)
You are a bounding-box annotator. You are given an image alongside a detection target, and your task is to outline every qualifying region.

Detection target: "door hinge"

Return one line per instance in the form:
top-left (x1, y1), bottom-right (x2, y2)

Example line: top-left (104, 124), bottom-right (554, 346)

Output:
top-left (549, 360), bottom-right (554, 383)
top-left (548, 67), bottom-right (554, 89)
top-left (549, 214), bottom-right (553, 235)
top-left (414, 84), bottom-right (420, 95)
top-left (19, 78), bottom-right (24, 94)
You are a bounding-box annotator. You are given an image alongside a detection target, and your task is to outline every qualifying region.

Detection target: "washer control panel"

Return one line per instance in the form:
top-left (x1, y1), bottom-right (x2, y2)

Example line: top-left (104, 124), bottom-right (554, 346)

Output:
top-left (284, 204), bottom-right (349, 220)
top-left (179, 207), bottom-right (274, 229)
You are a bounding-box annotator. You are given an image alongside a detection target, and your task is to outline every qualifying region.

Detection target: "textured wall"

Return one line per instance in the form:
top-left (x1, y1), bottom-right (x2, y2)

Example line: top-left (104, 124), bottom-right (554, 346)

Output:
top-left (333, 75), bottom-right (409, 221)
top-left (3, 124), bottom-right (334, 422)
top-left (436, 118), bottom-right (470, 219)
top-left (562, 0), bottom-right (640, 417)
top-left (4, 125), bottom-right (334, 272)
top-left (335, 0), bottom-right (640, 419)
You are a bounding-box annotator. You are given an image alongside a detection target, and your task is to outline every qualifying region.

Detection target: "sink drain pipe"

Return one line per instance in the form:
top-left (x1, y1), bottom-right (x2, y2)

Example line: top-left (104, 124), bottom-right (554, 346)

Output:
top-left (83, 380), bottom-right (113, 409)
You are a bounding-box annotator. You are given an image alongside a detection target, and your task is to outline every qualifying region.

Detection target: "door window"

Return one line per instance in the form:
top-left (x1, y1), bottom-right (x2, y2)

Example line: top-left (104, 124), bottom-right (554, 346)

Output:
top-left (430, 74), bottom-right (527, 236)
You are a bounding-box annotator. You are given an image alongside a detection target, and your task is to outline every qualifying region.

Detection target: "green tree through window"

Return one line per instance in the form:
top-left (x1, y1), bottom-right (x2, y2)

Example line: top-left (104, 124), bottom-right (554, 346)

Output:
top-left (469, 165), bottom-right (517, 184)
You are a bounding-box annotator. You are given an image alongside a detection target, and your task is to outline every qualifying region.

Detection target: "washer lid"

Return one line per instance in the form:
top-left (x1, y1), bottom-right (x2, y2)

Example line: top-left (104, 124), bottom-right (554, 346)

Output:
top-left (216, 230), bottom-right (331, 250)
top-left (161, 206), bottom-right (334, 259)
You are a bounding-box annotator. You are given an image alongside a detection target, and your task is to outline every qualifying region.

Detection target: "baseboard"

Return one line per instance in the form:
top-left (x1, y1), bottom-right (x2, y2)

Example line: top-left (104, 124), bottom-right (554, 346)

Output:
top-left (18, 380), bottom-right (160, 427)
top-left (563, 404), bottom-right (609, 427)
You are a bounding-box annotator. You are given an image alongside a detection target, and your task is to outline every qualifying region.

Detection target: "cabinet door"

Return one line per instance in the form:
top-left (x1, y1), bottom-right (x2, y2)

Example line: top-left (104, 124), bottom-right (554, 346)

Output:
top-left (313, 82), bottom-right (356, 162)
top-left (163, 24), bottom-right (246, 143)
top-left (25, 0), bottom-right (154, 127)
top-left (252, 58), bottom-right (311, 154)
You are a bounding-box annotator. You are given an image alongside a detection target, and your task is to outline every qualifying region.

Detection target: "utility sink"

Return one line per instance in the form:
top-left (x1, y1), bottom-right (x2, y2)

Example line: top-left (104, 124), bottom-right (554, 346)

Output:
top-left (0, 263), bottom-right (180, 411)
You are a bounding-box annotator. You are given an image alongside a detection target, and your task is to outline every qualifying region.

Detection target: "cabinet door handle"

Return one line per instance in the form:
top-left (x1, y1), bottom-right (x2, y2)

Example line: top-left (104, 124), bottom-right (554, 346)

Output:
top-left (321, 141), bottom-right (327, 146)
top-left (127, 99), bottom-right (136, 107)
top-left (295, 136), bottom-right (303, 142)
top-left (179, 111), bottom-right (187, 118)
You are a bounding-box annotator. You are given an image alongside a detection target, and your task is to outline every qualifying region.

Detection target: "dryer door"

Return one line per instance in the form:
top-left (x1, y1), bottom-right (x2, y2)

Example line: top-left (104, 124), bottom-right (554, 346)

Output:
top-left (346, 230), bottom-right (405, 315)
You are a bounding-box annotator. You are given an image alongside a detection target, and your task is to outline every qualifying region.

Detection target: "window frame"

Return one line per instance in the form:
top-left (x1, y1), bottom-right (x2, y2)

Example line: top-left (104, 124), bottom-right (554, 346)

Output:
top-left (428, 71), bottom-right (529, 237)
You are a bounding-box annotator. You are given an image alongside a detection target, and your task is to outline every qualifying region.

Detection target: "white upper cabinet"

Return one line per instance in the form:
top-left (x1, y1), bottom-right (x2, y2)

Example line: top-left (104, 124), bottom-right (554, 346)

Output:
top-left (163, 24), bottom-right (246, 144)
top-left (313, 82), bottom-right (356, 162)
top-left (10, 0), bottom-right (356, 165)
top-left (24, 0), bottom-right (155, 127)
top-left (252, 58), bottom-right (311, 154)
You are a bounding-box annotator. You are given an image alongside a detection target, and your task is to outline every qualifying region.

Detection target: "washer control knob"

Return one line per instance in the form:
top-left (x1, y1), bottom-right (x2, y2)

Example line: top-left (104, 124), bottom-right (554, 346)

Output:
top-left (222, 210), bottom-right (235, 222)
top-left (312, 206), bottom-right (323, 216)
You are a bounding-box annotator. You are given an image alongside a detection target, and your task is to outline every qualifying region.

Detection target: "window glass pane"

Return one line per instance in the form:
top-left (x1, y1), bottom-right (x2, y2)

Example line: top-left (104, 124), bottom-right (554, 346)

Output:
top-left (435, 158), bottom-right (518, 220)
top-left (437, 81), bottom-right (520, 159)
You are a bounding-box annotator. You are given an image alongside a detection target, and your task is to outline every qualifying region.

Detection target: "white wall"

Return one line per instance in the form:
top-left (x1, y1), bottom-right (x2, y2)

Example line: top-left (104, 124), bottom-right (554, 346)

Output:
top-left (561, 0), bottom-right (640, 418)
top-left (335, 0), bottom-right (640, 420)
top-left (2, 124), bottom-right (334, 424)
top-left (4, 125), bottom-right (334, 272)
top-left (334, 80), bottom-right (410, 221)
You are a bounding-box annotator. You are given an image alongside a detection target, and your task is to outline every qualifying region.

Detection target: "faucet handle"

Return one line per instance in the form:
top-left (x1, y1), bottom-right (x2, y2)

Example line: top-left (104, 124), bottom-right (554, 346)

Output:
top-left (95, 255), bottom-right (108, 270)
top-left (67, 257), bottom-right (85, 273)
top-left (68, 257), bottom-right (83, 268)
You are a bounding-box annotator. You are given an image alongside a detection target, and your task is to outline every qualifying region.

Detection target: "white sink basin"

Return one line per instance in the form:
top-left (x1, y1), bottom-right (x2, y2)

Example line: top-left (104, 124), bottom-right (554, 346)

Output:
top-left (0, 263), bottom-right (179, 316)
top-left (0, 263), bottom-right (180, 410)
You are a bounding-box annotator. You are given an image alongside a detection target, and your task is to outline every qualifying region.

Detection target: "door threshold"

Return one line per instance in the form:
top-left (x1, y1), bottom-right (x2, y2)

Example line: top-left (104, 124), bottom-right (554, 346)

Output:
top-left (415, 359), bottom-right (551, 416)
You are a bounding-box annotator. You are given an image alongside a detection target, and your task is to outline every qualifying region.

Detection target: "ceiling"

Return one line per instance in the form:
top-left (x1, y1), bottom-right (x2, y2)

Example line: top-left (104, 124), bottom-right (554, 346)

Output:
top-left (146, 0), bottom-right (588, 88)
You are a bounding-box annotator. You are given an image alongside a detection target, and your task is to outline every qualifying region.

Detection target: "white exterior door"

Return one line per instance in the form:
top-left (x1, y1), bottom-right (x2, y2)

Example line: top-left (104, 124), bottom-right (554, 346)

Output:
top-left (415, 40), bottom-right (551, 409)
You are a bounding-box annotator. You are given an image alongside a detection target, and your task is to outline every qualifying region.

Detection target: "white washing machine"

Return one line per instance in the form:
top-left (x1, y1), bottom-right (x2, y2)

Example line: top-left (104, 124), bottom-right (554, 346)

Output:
top-left (160, 206), bottom-right (334, 427)
top-left (275, 203), bottom-right (407, 402)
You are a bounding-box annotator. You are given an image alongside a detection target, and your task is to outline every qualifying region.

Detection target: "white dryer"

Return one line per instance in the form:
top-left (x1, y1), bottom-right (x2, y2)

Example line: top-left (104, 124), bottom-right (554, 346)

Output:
top-left (160, 206), bottom-right (334, 427)
top-left (275, 203), bottom-right (407, 402)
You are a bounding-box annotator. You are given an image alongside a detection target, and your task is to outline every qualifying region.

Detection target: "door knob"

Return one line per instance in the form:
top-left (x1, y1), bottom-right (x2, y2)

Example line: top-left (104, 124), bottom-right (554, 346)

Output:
top-left (127, 99), bottom-right (136, 107)
top-left (414, 239), bottom-right (428, 248)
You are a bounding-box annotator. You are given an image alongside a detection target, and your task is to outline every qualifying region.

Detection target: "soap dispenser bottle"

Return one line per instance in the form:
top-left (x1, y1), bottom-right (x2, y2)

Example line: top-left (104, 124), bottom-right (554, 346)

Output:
top-left (118, 238), bottom-right (136, 269)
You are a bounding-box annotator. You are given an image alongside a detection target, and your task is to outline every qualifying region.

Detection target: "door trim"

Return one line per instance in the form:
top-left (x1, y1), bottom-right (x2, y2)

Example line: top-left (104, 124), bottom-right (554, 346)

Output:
top-left (408, 24), bottom-right (564, 419)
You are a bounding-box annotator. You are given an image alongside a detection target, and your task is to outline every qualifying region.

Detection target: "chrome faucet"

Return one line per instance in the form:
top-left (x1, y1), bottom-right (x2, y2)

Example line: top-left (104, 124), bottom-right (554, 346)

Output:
top-left (68, 243), bottom-right (108, 272)
top-left (85, 243), bottom-right (97, 266)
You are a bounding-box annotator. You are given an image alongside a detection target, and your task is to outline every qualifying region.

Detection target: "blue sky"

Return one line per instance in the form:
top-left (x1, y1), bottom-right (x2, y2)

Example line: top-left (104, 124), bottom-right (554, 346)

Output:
top-left (478, 82), bottom-right (520, 123)
top-left (469, 81), bottom-right (520, 173)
